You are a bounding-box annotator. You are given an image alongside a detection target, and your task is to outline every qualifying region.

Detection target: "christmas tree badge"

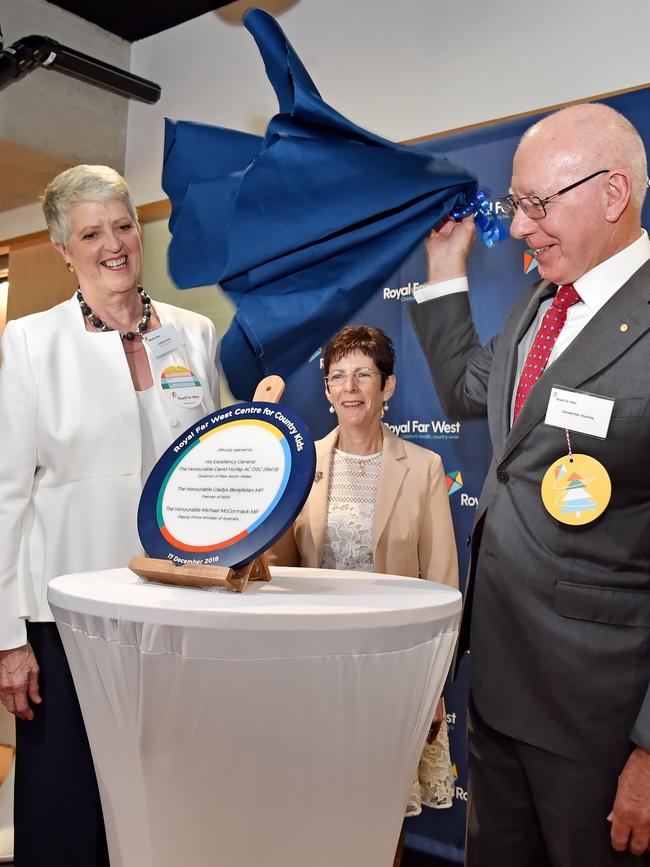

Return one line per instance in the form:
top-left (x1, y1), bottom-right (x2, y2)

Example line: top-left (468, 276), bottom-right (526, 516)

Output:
top-left (541, 434), bottom-right (611, 526)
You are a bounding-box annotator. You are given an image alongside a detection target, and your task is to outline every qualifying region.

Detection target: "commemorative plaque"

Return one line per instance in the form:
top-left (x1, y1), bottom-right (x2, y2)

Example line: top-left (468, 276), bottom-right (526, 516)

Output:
top-left (132, 377), bottom-right (315, 591)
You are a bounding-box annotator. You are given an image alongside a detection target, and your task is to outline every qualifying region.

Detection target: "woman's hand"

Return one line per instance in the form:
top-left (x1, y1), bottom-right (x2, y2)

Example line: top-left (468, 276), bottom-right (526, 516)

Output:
top-left (427, 697), bottom-right (445, 744)
top-left (425, 215), bottom-right (476, 283)
top-left (0, 643), bottom-right (41, 721)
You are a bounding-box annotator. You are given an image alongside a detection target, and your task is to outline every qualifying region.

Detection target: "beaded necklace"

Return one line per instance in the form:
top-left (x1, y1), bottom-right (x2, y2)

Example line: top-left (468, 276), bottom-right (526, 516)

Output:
top-left (76, 285), bottom-right (152, 341)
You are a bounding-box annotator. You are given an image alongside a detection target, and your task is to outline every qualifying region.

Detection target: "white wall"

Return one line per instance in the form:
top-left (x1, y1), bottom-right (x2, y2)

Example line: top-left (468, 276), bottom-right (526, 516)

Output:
top-left (3, 0), bottom-right (650, 238)
top-left (125, 0), bottom-right (650, 205)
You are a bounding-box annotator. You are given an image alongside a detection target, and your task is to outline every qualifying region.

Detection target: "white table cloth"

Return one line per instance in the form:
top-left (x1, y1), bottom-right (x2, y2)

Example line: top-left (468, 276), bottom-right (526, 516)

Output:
top-left (48, 566), bottom-right (461, 867)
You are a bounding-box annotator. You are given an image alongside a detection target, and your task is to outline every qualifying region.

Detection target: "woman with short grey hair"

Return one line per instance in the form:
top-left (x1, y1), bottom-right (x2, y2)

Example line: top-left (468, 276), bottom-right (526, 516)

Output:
top-left (0, 164), bottom-right (221, 866)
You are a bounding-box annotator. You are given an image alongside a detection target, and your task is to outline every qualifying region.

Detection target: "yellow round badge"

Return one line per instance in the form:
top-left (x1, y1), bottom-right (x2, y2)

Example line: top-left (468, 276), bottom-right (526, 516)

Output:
top-left (541, 453), bottom-right (611, 526)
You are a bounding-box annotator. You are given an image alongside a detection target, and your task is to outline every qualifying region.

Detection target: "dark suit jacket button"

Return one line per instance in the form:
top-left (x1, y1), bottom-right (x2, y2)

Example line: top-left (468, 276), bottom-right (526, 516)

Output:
top-left (496, 470), bottom-right (509, 484)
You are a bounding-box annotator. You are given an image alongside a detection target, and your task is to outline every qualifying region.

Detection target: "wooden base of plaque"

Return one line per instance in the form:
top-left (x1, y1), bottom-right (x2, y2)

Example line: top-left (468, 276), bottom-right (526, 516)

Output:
top-left (129, 555), bottom-right (271, 593)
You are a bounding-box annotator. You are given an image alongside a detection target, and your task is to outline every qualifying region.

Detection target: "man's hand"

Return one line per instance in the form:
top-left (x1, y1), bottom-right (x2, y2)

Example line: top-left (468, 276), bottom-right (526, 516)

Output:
top-left (425, 215), bottom-right (476, 283)
top-left (608, 746), bottom-right (650, 855)
top-left (0, 644), bottom-right (41, 721)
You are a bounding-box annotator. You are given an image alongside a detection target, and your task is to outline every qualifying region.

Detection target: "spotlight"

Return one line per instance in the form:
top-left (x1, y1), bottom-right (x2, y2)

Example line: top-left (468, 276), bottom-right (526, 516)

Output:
top-left (0, 33), bottom-right (161, 103)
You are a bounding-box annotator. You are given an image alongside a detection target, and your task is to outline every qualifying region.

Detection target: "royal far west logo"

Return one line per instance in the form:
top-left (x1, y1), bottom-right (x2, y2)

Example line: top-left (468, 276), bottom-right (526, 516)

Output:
top-left (386, 419), bottom-right (461, 441)
top-left (450, 762), bottom-right (468, 802)
top-left (446, 470), bottom-right (463, 495)
top-left (446, 470), bottom-right (479, 507)
top-left (524, 247), bottom-right (539, 274)
top-left (382, 281), bottom-right (421, 301)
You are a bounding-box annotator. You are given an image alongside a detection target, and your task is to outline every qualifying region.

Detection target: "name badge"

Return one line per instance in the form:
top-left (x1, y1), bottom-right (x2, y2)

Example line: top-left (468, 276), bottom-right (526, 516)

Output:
top-left (545, 386), bottom-right (614, 439)
top-left (143, 325), bottom-right (183, 358)
top-left (160, 366), bottom-right (204, 409)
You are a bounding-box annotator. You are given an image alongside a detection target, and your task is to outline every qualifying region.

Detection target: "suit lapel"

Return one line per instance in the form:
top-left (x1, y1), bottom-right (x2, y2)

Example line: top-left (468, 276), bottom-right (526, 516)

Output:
top-left (373, 426), bottom-right (408, 551)
top-left (500, 261), bottom-right (650, 463)
top-left (308, 427), bottom-right (337, 565)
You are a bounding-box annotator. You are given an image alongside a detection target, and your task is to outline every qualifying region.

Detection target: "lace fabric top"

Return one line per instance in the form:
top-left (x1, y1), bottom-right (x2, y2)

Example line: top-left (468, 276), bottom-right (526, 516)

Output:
top-left (406, 714), bottom-right (454, 815)
top-left (321, 448), bottom-right (382, 572)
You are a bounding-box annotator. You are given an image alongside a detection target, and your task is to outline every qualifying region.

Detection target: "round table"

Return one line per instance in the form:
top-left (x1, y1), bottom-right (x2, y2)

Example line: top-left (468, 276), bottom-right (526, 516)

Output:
top-left (48, 567), bottom-right (461, 867)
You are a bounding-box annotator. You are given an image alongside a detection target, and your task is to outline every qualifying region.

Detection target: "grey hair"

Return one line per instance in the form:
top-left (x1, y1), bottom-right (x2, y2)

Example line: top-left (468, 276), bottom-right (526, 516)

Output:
top-left (42, 165), bottom-right (138, 247)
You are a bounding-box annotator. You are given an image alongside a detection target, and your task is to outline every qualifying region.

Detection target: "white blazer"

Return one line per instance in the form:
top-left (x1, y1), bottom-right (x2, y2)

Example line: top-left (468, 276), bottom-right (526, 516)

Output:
top-left (0, 296), bottom-right (220, 648)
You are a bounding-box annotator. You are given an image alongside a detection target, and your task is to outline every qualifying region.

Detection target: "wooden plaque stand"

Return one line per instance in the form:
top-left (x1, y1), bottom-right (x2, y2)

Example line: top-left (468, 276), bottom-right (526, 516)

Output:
top-left (129, 554), bottom-right (271, 593)
top-left (130, 375), bottom-right (284, 593)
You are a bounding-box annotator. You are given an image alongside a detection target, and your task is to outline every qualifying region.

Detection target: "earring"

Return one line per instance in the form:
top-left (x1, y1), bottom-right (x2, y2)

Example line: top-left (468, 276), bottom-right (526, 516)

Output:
top-left (329, 404), bottom-right (335, 414)
top-left (66, 262), bottom-right (74, 273)
top-left (381, 401), bottom-right (389, 417)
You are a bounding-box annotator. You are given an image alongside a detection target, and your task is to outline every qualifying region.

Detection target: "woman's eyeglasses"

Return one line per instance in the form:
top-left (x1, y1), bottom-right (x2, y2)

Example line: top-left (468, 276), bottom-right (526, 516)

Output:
top-left (324, 369), bottom-right (379, 387)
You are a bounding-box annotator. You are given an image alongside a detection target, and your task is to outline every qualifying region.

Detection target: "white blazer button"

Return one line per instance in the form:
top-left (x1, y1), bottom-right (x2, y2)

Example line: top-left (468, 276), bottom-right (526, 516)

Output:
top-left (170, 418), bottom-right (180, 428)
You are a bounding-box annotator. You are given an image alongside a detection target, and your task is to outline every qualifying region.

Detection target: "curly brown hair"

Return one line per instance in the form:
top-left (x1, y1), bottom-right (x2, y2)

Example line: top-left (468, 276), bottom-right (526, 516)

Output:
top-left (323, 325), bottom-right (395, 387)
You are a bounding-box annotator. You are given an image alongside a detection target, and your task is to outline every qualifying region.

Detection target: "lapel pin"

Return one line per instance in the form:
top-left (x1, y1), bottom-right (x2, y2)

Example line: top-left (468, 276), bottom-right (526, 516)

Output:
top-left (314, 471), bottom-right (323, 482)
top-left (620, 323), bottom-right (629, 332)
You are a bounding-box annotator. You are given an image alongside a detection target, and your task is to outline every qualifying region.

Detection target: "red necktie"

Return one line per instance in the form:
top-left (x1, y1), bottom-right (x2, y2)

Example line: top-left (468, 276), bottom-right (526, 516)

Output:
top-left (513, 283), bottom-right (581, 423)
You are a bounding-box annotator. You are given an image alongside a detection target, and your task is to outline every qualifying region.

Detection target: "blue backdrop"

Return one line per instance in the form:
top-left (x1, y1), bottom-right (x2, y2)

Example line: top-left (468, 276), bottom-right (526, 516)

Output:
top-left (277, 86), bottom-right (650, 862)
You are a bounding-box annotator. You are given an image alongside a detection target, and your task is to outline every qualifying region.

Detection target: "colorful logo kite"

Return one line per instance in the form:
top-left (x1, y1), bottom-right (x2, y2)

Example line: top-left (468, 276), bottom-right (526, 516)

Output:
top-left (446, 470), bottom-right (463, 495)
top-left (524, 248), bottom-right (539, 274)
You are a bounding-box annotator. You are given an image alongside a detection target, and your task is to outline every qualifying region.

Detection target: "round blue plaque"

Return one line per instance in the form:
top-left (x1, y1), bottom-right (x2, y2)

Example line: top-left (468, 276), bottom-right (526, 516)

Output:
top-left (138, 402), bottom-right (315, 569)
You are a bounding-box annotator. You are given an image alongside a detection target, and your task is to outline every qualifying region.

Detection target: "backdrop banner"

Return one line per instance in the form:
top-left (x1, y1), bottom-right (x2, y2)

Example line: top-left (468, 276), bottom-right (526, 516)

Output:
top-left (278, 86), bottom-right (650, 862)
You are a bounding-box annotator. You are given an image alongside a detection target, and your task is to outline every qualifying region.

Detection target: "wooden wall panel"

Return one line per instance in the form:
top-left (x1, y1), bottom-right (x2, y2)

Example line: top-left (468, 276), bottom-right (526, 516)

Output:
top-left (6, 241), bottom-right (77, 322)
top-left (0, 139), bottom-right (74, 213)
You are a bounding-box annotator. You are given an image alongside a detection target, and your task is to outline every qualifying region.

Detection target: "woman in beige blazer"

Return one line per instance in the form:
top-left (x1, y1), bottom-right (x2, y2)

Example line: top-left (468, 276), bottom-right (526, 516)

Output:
top-left (267, 324), bottom-right (458, 864)
top-left (270, 423), bottom-right (458, 582)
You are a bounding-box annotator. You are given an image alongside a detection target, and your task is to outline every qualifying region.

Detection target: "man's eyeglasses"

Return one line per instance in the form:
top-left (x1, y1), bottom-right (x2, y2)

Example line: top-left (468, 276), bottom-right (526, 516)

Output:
top-left (497, 169), bottom-right (610, 220)
top-left (324, 369), bottom-right (380, 388)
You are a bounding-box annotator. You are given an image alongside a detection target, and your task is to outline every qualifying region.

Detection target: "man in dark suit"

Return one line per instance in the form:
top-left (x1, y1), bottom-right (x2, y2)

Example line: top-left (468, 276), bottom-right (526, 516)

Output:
top-left (410, 103), bottom-right (650, 865)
